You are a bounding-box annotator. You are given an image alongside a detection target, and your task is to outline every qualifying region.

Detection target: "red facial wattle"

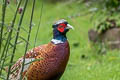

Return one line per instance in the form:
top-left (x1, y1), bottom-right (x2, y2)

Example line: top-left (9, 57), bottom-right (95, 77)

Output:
top-left (57, 23), bottom-right (67, 32)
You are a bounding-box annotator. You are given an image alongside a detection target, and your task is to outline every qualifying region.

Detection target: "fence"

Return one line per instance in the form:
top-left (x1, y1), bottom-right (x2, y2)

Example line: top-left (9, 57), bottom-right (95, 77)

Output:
top-left (0, 0), bottom-right (44, 79)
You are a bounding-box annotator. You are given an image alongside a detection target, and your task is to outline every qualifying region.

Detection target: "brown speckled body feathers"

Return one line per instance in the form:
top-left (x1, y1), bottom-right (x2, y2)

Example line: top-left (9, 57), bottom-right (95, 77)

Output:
top-left (9, 41), bottom-right (70, 80)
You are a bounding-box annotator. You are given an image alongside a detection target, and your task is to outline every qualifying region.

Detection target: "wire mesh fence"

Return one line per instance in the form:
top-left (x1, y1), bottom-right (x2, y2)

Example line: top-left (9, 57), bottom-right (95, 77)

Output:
top-left (0, 0), bottom-right (44, 79)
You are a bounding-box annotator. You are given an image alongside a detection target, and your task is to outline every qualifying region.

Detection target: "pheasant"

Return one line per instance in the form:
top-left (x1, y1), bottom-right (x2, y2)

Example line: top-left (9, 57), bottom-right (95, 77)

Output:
top-left (9, 19), bottom-right (73, 80)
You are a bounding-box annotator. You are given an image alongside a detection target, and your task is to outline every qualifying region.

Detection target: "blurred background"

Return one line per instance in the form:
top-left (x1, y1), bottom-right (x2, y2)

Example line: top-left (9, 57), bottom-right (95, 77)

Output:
top-left (0, 0), bottom-right (120, 80)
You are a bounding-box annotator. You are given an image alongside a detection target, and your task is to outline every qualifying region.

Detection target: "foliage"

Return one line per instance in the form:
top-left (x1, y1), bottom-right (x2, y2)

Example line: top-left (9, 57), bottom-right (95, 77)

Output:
top-left (82, 0), bottom-right (120, 12)
top-left (105, 0), bottom-right (120, 10)
top-left (42, 0), bottom-right (68, 3)
top-left (94, 14), bottom-right (120, 34)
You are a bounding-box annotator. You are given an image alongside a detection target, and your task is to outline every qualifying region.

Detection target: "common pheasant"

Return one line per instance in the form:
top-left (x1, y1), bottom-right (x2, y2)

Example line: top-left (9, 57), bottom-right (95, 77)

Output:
top-left (9, 19), bottom-right (73, 80)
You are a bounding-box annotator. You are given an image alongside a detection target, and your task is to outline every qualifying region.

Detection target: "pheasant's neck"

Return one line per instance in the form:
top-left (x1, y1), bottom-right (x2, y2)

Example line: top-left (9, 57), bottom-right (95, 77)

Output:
top-left (51, 30), bottom-right (67, 44)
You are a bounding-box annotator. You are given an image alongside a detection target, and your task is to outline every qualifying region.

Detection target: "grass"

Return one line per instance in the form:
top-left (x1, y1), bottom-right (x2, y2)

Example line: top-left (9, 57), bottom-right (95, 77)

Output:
top-left (0, 0), bottom-right (120, 80)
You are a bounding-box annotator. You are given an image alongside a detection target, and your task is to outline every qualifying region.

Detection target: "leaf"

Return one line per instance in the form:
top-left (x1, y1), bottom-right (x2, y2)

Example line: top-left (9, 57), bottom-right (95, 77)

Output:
top-left (19, 36), bottom-right (30, 45)
top-left (25, 58), bottom-right (43, 65)
top-left (0, 74), bottom-right (6, 80)
top-left (21, 26), bottom-right (29, 33)
top-left (3, 62), bottom-right (15, 67)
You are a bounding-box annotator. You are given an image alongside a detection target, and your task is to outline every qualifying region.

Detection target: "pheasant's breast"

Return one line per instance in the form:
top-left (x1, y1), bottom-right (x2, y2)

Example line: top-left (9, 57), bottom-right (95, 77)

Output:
top-left (26, 41), bottom-right (70, 80)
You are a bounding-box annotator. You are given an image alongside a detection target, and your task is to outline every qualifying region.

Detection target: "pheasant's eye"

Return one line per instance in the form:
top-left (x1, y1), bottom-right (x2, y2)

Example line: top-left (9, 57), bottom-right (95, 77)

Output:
top-left (57, 23), bottom-right (67, 32)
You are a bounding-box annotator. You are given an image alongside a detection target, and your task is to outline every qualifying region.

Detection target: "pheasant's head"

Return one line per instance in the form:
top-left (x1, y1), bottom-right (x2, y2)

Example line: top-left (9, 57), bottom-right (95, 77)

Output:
top-left (52, 19), bottom-right (73, 35)
top-left (52, 19), bottom-right (73, 44)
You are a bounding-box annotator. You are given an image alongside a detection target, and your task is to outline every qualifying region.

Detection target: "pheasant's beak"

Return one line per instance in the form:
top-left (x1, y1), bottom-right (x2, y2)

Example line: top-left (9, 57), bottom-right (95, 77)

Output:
top-left (66, 24), bottom-right (74, 30)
